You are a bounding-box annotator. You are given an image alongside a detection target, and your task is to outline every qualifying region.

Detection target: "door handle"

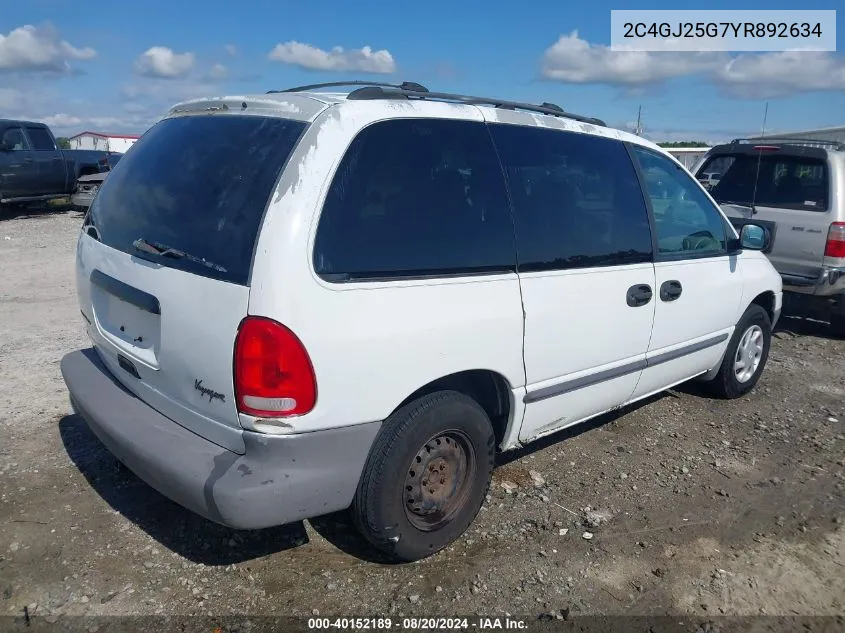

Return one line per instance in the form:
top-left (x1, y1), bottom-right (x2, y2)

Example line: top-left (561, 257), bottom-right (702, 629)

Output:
top-left (23, 157), bottom-right (34, 163)
top-left (660, 280), bottom-right (683, 302)
top-left (626, 284), bottom-right (653, 307)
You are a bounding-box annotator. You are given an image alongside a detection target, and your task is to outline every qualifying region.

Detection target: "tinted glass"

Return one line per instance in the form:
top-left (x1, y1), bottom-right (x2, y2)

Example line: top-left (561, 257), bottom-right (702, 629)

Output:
top-left (489, 124), bottom-right (652, 271)
top-left (313, 119), bottom-right (516, 281)
top-left (633, 146), bottom-right (727, 258)
top-left (702, 153), bottom-right (829, 211)
top-left (2, 128), bottom-right (28, 150)
top-left (25, 127), bottom-right (56, 151)
top-left (87, 115), bottom-right (305, 285)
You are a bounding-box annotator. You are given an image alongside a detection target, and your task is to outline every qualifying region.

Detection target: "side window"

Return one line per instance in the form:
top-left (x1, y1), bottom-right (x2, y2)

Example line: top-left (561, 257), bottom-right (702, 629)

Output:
top-left (488, 124), bottom-right (652, 271)
top-left (2, 127), bottom-right (29, 151)
top-left (313, 119), bottom-right (516, 281)
top-left (633, 146), bottom-right (727, 258)
top-left (25, 127), bottom-right (56, 151)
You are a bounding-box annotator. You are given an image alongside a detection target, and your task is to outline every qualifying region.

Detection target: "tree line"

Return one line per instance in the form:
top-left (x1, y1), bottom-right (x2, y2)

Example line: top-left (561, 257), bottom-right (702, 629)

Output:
top-left (656, 141), bottom-right (710, 148)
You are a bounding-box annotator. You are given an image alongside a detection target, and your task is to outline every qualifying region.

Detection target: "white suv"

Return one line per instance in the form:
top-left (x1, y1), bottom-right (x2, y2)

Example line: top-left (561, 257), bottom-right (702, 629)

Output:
top-left (61, 81), bottom-right (782, 562)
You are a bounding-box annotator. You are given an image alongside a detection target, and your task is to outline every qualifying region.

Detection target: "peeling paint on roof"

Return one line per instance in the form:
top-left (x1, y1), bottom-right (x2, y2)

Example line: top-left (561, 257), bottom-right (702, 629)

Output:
top-left (170, 88), bottom-right (666, 157)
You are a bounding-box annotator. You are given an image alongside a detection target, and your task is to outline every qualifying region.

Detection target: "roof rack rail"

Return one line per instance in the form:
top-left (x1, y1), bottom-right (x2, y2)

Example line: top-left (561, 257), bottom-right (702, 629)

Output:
top-left (731, 137), bottom-right (845, 150)
top-left (268, 80), bottom-right (429, 94)
top-left (346, 86), bottom-right (606, 126)
top-left (540, 102), bottom-right (565, 113)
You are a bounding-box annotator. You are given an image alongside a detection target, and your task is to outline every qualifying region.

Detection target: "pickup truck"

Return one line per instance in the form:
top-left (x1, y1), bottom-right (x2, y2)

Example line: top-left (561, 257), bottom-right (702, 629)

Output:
top-left (0, 119), bottom-right (117, 207)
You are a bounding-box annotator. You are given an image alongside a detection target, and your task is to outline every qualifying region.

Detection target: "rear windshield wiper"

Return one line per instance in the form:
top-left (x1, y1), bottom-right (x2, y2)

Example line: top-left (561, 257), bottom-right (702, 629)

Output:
top-left (133, 238), bottom-right (184, 259)
top-left (132, 238), bottom-right (227, 272)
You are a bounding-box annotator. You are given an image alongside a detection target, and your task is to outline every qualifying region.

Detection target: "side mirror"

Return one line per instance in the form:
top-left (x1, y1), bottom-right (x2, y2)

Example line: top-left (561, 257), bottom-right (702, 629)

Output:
top-left (739, 223), bottom-right (769, 251)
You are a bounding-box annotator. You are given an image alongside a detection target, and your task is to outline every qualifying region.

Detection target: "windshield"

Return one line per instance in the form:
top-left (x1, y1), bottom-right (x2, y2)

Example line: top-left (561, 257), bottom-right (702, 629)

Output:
top-left (86, 114), bottom-right (306, 285)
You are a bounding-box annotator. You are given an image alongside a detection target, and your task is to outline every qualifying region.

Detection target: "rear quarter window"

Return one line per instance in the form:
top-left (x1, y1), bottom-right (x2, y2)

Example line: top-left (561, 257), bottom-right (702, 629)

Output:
top-left (312, 118), bottom-right (517, 281)
top-left (87, 115), bottom-right (306, 285)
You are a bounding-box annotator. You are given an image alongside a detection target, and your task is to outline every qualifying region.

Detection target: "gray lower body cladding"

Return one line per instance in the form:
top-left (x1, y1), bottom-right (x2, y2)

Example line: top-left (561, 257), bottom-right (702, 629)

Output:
top-left (61, 348), bottom-right (381, 530)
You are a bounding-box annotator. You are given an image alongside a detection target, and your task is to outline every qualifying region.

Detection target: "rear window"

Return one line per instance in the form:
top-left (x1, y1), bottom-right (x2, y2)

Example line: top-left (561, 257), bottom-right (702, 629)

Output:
top-left (87, 115), bottom-right (305, 285)
top-left (700, 153), bottom-right (829, 211)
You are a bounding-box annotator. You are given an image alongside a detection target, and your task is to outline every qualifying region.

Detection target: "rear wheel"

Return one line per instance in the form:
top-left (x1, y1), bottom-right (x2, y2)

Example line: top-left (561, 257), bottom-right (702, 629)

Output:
top-left (352, 391), bottom-right (495, 562)
top-left (705, 304), bottom-right (772, 399)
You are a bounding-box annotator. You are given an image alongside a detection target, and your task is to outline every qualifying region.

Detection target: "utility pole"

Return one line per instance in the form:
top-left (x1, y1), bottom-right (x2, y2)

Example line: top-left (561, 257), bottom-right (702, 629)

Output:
top-left (635, 105), bottom-right (643, 136)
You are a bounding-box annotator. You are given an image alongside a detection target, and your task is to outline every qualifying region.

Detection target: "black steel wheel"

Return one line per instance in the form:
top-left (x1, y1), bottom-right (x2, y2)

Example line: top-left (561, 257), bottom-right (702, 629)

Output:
top-left (403, 430), bottom-right (476, 532)
top-left (352, 391), bottom-right (495, 562)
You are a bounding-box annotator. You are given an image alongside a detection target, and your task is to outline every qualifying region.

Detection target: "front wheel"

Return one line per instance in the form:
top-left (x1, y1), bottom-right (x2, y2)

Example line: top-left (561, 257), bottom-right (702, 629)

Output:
top-left (352, 391), bottom-right (495, 562)
top-left (705, 304), bottom-right (772, 399)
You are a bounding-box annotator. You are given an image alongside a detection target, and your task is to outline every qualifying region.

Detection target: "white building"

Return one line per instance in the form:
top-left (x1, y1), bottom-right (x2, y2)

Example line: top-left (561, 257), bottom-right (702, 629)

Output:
top-left (68, 131), bottom-right (140, 153)
top-left (748, 124), bottom-right (845, 147)
top-left (665, 147), bottom-right (712, 171)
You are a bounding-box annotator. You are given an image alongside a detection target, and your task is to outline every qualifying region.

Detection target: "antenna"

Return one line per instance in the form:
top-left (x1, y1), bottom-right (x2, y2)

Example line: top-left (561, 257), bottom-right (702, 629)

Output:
top-left (749, 102), bottom-right (769, 216)
top-left (635, 105), bottom-right (643, 136)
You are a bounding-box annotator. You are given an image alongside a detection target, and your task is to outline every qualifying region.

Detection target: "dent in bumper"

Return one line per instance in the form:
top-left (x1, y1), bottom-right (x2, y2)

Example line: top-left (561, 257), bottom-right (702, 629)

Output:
top-left (61, 348), bottom-right (381, 529)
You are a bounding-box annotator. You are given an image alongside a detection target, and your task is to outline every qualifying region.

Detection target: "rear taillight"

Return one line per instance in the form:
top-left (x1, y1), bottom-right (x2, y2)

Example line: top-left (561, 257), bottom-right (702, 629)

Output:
top-left (825, 222), bottom-right (845, 258)
top-left (234, 317), bottom-right (316, 417)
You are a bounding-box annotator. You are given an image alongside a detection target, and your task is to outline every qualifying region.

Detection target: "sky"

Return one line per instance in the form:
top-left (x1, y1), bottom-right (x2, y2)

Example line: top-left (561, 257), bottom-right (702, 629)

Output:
top-left (1, 0), bottom-right (844, 144)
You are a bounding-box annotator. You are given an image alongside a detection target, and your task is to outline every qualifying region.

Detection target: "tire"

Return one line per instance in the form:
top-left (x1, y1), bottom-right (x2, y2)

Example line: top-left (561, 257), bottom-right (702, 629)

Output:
top-left (352, 390), bottom-right (495, 562)
top-left (705, 304), bottom-right (772, 399)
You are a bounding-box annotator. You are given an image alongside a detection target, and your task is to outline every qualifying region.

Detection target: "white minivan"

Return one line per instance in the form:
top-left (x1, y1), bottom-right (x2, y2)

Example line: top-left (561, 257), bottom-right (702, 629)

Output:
top-left (61, 81), bottom-right (782, 562)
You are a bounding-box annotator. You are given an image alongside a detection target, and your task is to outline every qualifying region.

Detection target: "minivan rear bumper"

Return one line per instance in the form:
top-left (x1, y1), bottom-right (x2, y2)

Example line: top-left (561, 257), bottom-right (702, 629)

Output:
top-left (61, 348), bottom-right (381, 530)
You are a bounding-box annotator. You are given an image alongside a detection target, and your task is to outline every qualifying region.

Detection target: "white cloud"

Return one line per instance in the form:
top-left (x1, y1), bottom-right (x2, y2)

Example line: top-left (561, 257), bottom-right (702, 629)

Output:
top-left (268, 41), bottom-right (395, 74)
top-left (40, 113), bottom-right (84, 128)
top-left (208, 63), bottom-right (227, 80)
top-left (120, 80), bottom-right (215, 102)
top-left (0, 87), bottom-right (23, 109)
top-left (224, 44), bottom-right (237, 56)
top-left (51, 112), bottom-right (156, 136)
top-left (115, 79), bottom-right (225, 128)
top-left (122, 101), bottom-right (149, 113)
top-left (0, 76), bottom-right (156, 138)
top-left (541, 31), bottom-right (845, 99)
top-left (714, 51), bottom-right (845, 98)
top-left (637, 126), bottom-right (749, 146)
top-left (541, 31), bottom-right (721, 86)
top-left (134, 46), bottom-right (195, 78)
top-left (0, 24), bottom-right (95, 73)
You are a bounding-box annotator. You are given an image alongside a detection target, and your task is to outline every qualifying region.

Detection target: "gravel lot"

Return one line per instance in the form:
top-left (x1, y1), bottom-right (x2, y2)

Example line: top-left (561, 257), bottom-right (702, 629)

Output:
top-left (1, 208), bottom-right (844, 622)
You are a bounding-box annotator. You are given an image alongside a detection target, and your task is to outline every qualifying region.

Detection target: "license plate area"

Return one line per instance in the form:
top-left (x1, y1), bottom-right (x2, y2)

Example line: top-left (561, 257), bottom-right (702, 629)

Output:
top-left (90, 270), bottom-right (161, 368)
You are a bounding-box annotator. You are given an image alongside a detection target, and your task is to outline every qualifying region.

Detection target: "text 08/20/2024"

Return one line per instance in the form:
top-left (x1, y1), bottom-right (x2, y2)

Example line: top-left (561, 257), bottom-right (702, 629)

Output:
top-left (307, 617), bottom-right (528, 630)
